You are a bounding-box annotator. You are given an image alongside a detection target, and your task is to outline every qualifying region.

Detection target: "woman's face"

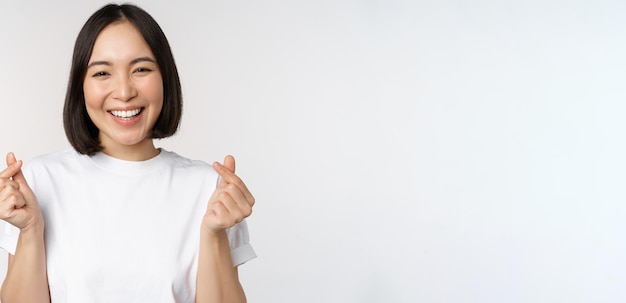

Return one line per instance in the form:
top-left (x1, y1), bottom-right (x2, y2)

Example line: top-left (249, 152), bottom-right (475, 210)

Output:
top-left (83, 20), bottom-right (163, 157)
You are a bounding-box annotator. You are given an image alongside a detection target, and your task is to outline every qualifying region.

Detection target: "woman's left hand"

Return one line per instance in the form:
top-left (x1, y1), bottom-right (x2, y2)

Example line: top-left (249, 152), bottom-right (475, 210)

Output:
top-left (203, 155), bottom-right (255, 233)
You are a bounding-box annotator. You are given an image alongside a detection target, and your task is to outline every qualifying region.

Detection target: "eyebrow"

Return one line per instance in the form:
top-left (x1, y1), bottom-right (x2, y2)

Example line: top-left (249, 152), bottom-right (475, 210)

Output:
top-left (87, 57), bottom-right (157, 69)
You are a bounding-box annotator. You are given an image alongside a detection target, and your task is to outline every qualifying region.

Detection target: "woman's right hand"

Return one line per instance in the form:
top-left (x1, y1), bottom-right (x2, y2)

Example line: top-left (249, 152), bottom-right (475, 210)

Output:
top-left (0, 153), bottom-right (43, 231)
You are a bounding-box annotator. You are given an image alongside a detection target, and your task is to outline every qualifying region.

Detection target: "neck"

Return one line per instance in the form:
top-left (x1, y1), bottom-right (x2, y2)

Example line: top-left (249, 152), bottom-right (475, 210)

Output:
top-left (101, 139), bottom-right (160, 161)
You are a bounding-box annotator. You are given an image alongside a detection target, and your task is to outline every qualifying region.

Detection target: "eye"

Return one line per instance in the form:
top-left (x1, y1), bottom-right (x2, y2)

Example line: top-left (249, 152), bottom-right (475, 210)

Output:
top-left (92, 71), bottom-right (110, 78)
top-left (134, 67), bottom-right (152, 73)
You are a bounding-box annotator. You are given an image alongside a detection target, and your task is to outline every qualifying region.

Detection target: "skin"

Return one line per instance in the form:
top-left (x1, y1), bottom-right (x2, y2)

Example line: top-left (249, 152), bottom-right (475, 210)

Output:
top-left (0, 20), bottom-right (255, 303)
top-left (84, 20), bottom-right (164, 161)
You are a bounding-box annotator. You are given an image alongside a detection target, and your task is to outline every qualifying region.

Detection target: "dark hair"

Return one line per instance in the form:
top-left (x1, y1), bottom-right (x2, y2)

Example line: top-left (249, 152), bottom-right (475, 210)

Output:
top-left (63, 3), bottom-right (182, 155)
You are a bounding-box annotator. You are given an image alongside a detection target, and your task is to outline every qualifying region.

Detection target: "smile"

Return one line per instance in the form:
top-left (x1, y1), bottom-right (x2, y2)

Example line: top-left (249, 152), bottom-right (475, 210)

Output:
top-left (110, 108), bottom-right (143, 120)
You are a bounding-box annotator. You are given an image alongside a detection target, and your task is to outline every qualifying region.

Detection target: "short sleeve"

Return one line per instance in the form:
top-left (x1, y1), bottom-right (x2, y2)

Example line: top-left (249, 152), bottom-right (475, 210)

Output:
top-left (0, 220), bottom-right (20, 255)
top-left (226, 219), bottom-right (256, 267)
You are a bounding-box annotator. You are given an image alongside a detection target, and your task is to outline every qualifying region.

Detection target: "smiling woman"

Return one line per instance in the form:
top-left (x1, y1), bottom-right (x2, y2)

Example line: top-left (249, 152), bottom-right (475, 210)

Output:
top-left (0, 4), bottom-right (256, 303)
top-left (83, 21), bottom-right (164, 161)
top-left (63, 5), bottom-right (181, 159)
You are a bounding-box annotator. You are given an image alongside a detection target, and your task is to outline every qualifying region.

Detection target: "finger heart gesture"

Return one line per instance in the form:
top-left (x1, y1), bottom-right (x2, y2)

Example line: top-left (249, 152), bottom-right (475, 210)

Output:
top-left (0, 153), bottom-right (43, 231)
top-left (203, 155), bottom-right (255, 233)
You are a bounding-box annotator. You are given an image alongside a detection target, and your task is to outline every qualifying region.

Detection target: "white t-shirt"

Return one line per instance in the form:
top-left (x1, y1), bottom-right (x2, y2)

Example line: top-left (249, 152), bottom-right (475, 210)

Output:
top-left (0, 149), bottom-right (256, 302)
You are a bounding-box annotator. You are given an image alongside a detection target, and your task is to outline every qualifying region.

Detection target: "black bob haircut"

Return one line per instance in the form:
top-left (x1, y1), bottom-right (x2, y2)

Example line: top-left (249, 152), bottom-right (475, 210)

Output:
top-left (63, 3), bottom-right (182, 156)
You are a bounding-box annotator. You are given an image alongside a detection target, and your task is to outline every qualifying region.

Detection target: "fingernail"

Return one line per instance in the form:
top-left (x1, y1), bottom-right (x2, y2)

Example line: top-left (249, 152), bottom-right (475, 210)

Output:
top-left (213, 162), bottom-right (223, 169)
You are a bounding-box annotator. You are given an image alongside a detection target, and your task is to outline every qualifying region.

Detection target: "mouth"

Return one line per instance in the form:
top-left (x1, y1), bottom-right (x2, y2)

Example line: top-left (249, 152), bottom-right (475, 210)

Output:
top-left (109, 108), bottom-right (143, 120)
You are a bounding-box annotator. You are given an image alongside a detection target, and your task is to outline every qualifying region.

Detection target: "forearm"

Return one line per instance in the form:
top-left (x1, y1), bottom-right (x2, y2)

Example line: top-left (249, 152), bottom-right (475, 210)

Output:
top-left (196, 229), bottom-right (246, 303)
top-left (0, 222), bottom-right (50, 303)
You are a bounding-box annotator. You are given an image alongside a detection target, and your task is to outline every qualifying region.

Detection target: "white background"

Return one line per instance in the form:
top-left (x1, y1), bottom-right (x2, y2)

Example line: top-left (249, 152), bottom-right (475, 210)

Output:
top-left (1, 0), bottom-right (625, 302)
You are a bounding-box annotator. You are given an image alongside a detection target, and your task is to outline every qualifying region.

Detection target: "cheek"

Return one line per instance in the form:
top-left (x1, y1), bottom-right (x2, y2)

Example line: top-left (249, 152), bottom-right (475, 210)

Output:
top-left (140, 76), bottom-right (164, 110)
top-left (151, 86), bottom-right (164, 109)
top-left (82, 80), bottom-right (110, 127)
top-left (83, 80), bottom-right (104, 108)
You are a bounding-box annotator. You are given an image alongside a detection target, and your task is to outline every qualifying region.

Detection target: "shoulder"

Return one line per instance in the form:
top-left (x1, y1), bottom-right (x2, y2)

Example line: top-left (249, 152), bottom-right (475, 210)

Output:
top-left (28, 148), bottom-right (81, 163)
top-left (20, 149), bottom-right (91, 190)
top-left (159, 149), bottom-right (218, 179)
top-left (161, 149), bottom-right (209, 168)
top-left (23, 149), bottom-right (86, 172)
top-left (160, 149), bottom-right (211, 170)
top-left (157, 150), bottom-right (220, 194)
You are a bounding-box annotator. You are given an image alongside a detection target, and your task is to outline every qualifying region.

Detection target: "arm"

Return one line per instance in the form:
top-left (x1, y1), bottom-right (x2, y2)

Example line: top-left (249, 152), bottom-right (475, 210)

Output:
top-left (0, 153), bottom-right (50, 303)
top-left (196, 155), bottom-right (254, 303)
top-left (196, 230), bottom-right (245, 302)
top-left (2, 223), bottom-right (50, 303)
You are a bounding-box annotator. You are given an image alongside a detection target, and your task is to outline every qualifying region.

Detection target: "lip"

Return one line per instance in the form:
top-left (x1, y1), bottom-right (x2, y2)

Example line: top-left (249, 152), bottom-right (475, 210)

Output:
top-left (107, 107), bottom-right (144, 127)
top-left (108, 106), bottom-right (143, 112)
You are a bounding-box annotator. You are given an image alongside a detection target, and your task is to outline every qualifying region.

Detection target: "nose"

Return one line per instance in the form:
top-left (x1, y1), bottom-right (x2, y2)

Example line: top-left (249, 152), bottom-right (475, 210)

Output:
top-left (112, 76), bottom-right (138, 102)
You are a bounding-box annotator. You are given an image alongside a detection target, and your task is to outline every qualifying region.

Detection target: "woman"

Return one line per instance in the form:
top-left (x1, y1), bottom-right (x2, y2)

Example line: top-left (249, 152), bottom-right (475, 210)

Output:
top-left (0, 4), bottom-right (255, 302)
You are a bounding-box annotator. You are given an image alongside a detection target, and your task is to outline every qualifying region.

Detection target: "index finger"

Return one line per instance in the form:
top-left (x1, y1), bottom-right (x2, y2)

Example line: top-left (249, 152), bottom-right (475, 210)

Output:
top-left (217, 155), bottom-right (236, 187)
top-left (213, 162), bottom-right (254, 204)
top-left (0, 153), bottom-right (22, 179)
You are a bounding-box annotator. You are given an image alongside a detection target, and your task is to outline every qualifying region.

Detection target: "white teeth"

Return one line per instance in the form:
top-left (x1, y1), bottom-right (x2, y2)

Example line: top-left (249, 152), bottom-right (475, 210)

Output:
top-left (111, 108), bottom-right (141, 118)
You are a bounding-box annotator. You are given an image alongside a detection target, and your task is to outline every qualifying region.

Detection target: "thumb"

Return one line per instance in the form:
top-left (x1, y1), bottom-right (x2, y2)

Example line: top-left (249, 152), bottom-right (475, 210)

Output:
top-left (6, 153), bottom-right (28, 186)
top-left (223, 155), bottom-right (236, 174)
top-left (215, 155), bottom-right (236, 187)
top-left (6, 152), bottom-right (18, 168)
